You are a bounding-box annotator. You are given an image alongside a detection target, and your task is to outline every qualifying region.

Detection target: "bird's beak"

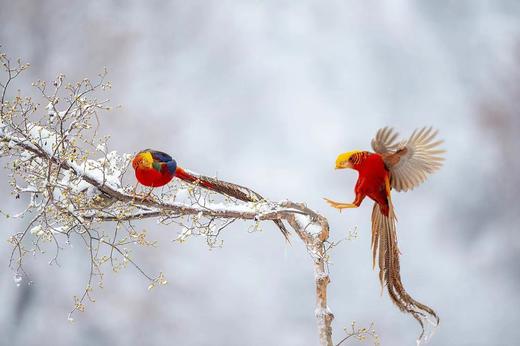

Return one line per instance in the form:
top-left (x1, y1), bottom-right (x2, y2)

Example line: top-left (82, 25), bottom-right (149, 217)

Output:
top-left (335, 161), bottom-right (351, 170)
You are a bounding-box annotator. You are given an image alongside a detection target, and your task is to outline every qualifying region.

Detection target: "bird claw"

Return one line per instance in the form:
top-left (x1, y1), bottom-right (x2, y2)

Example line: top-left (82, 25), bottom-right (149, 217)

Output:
top-left (323, 197), bottom-right (343, 210)
top-left (130, 188), bottom-right (155, 204)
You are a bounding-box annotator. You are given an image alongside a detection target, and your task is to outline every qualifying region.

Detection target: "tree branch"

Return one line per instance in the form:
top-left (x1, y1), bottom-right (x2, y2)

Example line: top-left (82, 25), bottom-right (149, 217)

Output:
top-left (0, 52), bottom-right (336, 345)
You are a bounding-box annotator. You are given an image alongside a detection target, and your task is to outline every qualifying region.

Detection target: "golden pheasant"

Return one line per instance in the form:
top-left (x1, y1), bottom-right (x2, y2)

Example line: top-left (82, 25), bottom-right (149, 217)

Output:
top-left (132, 149), bottom-right (290, 241)
top-left (324, 127), bottom-right (444, 337)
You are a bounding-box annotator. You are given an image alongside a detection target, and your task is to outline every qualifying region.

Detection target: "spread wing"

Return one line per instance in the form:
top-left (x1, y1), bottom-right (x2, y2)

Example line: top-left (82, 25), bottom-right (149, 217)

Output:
top-left (372, 127), bottom-right (445, 192)
top-left (371, 126), bottom-right (401, 154)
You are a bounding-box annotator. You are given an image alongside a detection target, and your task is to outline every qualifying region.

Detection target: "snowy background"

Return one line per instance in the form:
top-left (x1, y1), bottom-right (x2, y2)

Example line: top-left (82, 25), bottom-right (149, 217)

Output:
top-left (1, 1), bottom-right (520, 345)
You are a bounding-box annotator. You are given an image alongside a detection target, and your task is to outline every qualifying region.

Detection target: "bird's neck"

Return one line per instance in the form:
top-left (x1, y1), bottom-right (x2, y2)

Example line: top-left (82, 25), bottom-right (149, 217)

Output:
top-left (352, 153), bottom-right (386, 175)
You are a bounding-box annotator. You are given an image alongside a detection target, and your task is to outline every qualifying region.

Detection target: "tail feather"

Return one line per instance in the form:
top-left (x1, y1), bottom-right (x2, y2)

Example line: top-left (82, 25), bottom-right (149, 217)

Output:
top-left (371, 202), bottom-right (439, 339)
top-left (175, 167), bottom-right (291, 242)
top-left (175, 167), bottom-right (215, 189)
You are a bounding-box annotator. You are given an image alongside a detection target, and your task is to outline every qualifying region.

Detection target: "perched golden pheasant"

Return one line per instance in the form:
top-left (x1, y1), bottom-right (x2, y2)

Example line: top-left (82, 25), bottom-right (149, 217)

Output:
top-left (132, 149), bottom-right (290, 241)
top-left (325, 127), bottom-right (444, 336)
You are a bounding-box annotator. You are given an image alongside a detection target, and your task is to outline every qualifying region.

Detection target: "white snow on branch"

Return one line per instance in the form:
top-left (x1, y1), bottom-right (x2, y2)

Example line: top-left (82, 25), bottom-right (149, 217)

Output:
top-left (3, 120), bottom-right (300, 220)
top-left (28, 124), bottom-right (59, 153)
top-left (295, 213), bottom-right (322, 236)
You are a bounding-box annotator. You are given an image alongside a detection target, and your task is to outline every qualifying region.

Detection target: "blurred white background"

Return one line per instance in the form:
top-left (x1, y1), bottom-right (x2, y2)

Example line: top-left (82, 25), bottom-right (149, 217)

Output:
top-left (1, 1), bottom-right (520, 345)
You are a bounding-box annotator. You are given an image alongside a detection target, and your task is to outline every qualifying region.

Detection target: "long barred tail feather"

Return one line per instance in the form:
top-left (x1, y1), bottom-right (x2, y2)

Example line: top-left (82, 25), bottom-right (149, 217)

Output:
top-left (176, 167), bottom-right (291, 242)
top-left (371, 202), bottom-right (439, 339)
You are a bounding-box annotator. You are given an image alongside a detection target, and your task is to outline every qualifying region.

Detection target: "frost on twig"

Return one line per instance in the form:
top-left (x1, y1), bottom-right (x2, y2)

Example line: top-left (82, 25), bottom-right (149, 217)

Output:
top-left (0, 51), bottom-right (338, 345)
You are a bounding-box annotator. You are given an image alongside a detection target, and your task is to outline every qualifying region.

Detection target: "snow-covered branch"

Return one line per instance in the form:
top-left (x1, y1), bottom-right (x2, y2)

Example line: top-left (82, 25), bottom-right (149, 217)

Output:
top-left (0, 52), bottom-right (341, 345)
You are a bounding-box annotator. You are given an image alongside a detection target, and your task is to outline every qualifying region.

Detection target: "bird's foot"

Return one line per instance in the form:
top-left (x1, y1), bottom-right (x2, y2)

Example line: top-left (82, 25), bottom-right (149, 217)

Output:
top-left (130, 188), bottom-right (155, 204)
top-left (139, 188), bottom-right (155, 203)
top-left (323, 198), bottom-right (356, 212)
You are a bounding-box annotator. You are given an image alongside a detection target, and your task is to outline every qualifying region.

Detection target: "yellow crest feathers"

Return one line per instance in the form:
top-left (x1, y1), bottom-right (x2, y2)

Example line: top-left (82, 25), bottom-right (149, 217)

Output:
top-left (335, 150), bottom-right (361, 169)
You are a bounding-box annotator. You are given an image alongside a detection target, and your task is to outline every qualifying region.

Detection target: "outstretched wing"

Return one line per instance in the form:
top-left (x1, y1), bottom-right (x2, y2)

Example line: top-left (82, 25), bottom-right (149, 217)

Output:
top-left (371, 126), bottom-right (401, 154)
top-left (372, 127), bottom-right (445, 192)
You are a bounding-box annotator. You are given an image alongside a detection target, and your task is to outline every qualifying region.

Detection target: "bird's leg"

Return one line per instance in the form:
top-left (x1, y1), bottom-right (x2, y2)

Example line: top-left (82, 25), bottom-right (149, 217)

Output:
top-left (324, 193), bottom-right (365, 212)
top-left (323, 198), bottom-right (358, 211)
top-left (130, 182), bottom-right (141, 204)
top-left (131, 182), bottom-right (139, 195)
top-left (140, 187), bottom-right (155, 202)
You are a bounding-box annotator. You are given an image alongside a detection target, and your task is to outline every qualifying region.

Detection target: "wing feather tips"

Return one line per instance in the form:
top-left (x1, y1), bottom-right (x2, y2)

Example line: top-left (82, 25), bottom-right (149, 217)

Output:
top-left (371, 126), bottom-right (400, 153)
top-left (373, 126), bottom-right (446, 192)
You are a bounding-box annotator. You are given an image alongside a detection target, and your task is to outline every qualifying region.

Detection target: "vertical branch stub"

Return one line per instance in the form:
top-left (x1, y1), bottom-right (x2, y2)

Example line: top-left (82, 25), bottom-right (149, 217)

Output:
top-left (283, 202), bottom-right (334, 346)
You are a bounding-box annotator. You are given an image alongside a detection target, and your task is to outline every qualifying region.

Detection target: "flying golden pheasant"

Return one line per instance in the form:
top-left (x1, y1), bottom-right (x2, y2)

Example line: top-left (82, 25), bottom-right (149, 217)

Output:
top-left (324, 127), bottom-right (444, 336)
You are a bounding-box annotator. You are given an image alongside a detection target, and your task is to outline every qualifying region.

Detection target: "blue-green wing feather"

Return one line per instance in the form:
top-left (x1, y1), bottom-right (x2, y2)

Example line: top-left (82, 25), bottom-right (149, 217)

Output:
top-left (150, 150), bottom-right (173, 163)
top-left (149, 150), bottom-right (177, 174)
